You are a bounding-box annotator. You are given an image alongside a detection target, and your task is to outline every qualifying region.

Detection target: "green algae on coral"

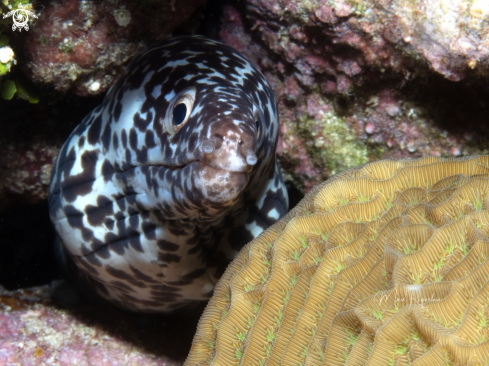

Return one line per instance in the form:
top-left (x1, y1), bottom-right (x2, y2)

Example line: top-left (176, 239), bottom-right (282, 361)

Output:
top-left (0, 62), bottom-right (8, 76)
top-left (15, 78), bottom-right (39, 104)
top-left (58, 39), bottom-right (75, 54)
top-left (299, 100), bottom-right (368, 176)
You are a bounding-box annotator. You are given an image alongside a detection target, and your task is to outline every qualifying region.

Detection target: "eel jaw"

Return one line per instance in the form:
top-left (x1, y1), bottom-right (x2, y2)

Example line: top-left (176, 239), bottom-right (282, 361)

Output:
top-left (192, 161), bottom-right (250, 206)
top-left (191, 126), bottom-right (258, 205)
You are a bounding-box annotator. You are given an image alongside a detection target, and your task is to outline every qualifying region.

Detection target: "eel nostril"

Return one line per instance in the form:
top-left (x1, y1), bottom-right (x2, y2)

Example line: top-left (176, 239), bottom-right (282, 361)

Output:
top-left (245, 148), bottom-right (257, 166)
top-left (203, 136), bottom-right (222, 154)
top-left (203, 140), bottom-right (215, 154)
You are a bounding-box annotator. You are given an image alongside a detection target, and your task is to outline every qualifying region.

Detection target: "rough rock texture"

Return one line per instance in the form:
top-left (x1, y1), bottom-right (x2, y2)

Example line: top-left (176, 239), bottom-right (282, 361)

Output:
top-left (23, 0), bottom-right (206, 96)
top-left (0, 95), bottom-right (101, 212)
top-left (0, 140), bottom-right (58, 211)
top-left (220, 3), bottom-right (489, 192)
top-left (247, 0), bottom-right (489, 83)
top-left (0, 282), bottom-right (204, 366)
top-left (185, 155), bottom-right (489, 366)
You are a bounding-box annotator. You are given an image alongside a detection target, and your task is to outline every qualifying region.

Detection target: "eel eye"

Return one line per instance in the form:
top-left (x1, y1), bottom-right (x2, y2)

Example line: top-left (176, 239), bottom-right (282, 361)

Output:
top-left (173, 103), bottom-right (187, 126)
top-left (165, 87), bottom-right (196, 134)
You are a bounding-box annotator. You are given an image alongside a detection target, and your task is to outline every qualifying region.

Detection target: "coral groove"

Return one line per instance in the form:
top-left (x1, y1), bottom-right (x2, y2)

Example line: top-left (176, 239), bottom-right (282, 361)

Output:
top-left (185, 155), bottom-right (489, 366)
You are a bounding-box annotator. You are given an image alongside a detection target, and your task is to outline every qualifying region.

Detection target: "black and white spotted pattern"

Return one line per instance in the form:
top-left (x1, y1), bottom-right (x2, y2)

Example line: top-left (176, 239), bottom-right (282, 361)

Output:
top-left (48, 35), bottom-right (289, 312)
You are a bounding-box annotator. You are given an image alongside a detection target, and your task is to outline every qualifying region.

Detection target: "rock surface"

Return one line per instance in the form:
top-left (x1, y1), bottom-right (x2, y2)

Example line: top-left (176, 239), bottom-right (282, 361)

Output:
top-left (220, 2), bottom-right (489, 191)
top-left (0, 140), bottom-right (58, 211)
top-left (247, 0), bottom-right (489, 83)
top-left (0, 282), bottom-right (204, 366)
top-left (23, 0), bottom-right (206, 95)
top-left (0, 95), bottom-right (101, 212)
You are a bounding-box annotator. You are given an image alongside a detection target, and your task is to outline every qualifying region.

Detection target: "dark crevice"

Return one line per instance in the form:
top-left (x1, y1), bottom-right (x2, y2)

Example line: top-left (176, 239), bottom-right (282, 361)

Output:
top-left (0, 202), bottom-right (60, 290)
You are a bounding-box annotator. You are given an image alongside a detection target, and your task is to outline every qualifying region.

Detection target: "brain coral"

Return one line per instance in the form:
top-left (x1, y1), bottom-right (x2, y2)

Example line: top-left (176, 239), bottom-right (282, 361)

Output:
top-left (185, 155), bottom-right (489, 366)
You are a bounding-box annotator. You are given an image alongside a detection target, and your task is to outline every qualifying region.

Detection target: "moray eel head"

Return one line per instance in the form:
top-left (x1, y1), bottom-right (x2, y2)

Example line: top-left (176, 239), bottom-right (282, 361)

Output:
top-left (157, 81), bottom-right (264, 205)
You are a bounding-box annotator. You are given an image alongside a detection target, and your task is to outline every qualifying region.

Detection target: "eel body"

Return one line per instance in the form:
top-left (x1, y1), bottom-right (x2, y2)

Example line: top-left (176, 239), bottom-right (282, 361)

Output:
top-left (48, 35), bottom-right (288, 312)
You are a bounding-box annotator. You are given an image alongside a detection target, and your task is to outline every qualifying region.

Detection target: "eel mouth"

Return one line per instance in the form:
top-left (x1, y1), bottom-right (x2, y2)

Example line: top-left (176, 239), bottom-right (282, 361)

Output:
top-left (198, 159), bottom-right (252, 174)
top-left (157, 159), bottom-right (252, 174)
top-left (73, 161), bottom-right (252, 260)
top-left (191, 160), bottom-right (251, 205)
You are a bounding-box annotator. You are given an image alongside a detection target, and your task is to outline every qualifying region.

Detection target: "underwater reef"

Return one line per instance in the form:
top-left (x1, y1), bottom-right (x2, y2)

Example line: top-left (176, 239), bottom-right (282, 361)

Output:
top-left (219, 1), bottom-right (489, 191)
top-left (2, 0), bottom-right (489, 364)
top-left (186, 155), bottom-right (489, 366)
top-left (23, 0), bottom-right (206, 96)
top-left (3, 0), bottom-right (489, 204)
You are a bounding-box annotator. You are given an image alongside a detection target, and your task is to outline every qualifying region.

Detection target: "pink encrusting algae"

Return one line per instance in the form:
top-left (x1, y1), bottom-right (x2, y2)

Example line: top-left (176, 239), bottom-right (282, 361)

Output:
top-left (23, 0), bottom-right (206, 96)
top-left (219, 3), bottom-right (489, 192)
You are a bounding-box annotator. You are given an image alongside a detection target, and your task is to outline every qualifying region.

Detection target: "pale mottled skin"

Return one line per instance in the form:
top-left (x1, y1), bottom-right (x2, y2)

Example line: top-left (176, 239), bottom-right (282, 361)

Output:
top-left (48, 35), bottom-right (288, 312)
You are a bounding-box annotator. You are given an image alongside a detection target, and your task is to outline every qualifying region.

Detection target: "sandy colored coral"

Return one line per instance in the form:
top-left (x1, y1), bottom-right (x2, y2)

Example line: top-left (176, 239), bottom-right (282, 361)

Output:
top-left (185, 155), bottom-right (489, 366)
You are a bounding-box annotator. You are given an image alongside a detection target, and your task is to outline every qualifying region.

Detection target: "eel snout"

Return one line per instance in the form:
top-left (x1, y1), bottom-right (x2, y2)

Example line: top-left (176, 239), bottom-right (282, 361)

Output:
top-left (201, 121), bottom-right (257, 173)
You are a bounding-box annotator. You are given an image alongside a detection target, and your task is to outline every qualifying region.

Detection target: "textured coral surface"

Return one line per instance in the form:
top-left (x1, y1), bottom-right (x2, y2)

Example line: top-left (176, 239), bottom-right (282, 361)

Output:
top-left (186, 155), bottom-right (489, 366)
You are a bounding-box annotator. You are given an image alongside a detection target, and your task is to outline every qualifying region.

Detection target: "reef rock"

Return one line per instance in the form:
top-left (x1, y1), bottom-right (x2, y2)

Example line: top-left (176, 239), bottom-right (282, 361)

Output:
top-left (23, 0), bottom-right (206, 96)
top-left (186, 155), bottom-right (489, 366)
top-left (0, 141), bottom-right (58, 212)
top-left (220, 4), bottom-right (489, 192)
top-left (247, 0), bottom-right (489, 83)
top-left (0, 281), bottom-right (204, 366)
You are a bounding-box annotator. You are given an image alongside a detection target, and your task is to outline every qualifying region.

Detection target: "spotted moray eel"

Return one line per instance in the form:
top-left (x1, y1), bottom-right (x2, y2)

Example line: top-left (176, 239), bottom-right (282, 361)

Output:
top-left (48, 35), bottom-right (289, 312)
